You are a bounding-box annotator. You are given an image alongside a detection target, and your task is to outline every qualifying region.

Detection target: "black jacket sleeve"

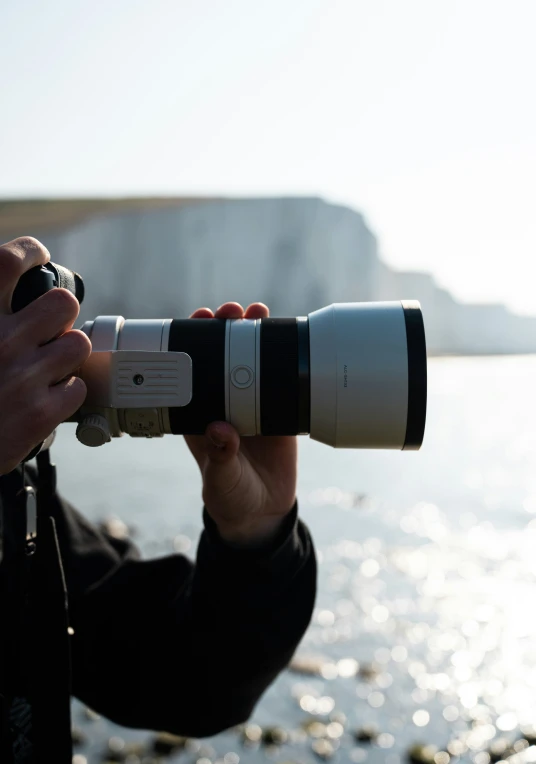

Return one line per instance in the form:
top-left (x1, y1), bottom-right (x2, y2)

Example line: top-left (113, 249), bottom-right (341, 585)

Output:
top-left (50, 493), bottom-right (316, 737)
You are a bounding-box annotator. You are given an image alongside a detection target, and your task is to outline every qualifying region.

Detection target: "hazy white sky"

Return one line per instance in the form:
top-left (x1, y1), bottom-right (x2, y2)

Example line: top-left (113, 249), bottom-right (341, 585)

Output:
top-left (1, 0), bottom-right (535, 313)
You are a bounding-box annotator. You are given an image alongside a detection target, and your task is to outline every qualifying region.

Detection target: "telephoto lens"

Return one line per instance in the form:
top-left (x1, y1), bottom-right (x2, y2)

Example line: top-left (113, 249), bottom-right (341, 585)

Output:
top-left (12, 262), bottom-right (427, 450)
top-left (76, 302), bottom-right (427, 449)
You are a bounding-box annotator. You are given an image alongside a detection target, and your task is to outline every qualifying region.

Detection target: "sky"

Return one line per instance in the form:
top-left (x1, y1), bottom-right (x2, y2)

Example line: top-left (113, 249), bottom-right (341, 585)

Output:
top-left (1, 0), bottom-right (535, 314)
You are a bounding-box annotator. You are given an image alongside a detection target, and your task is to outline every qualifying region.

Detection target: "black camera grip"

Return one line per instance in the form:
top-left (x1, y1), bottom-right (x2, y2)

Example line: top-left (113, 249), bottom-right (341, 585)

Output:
top-left (10, 262), bottom-right (85, 462)
top-left (11, 262), bottom-right (85, 313)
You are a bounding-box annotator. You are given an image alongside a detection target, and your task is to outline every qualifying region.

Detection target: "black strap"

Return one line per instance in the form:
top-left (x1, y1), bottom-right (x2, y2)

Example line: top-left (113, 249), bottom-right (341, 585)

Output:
top-left (0, 450), bottom-right (71, 761)
top-left (0, 490), bottom-right (3, 567)
top-left (0, 693), bottom-right (12, 764)
top-left (35, 450), bottom-right (57, 500)
top-left (31, 451), bottom-right (73, 762)
top-left (0, 493), bottom-right (11, 761)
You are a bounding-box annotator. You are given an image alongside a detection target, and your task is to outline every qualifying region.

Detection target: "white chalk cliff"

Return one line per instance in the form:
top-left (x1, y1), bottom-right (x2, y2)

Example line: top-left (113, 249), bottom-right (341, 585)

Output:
top-left (17, 197), bottom-right (536, 355)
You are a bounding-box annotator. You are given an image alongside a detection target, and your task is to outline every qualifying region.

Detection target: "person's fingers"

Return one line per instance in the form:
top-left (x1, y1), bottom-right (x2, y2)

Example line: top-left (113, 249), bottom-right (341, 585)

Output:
top-left (205, 421), bottom-right (240, 462)
top-left (47, 374), bottom-right (88, 423)
top-left (203, 423), bottom-right (242, 500)
top-left (189, 308), bottom-right (214, 318)
top-left (34, 329), bottom-right (92, 385)
top-left (11, 375), bottom-right (88, 459)
top-left (184, 421), bottom-right (241, 469)
top-left (10, 288), bottom-right (81, 347)
top-left (244, 302), bottom-right (270, 319)
top-left (214, 302), bottom-right (244, 319)
top-left (0, 237), bottom-right (50, 313)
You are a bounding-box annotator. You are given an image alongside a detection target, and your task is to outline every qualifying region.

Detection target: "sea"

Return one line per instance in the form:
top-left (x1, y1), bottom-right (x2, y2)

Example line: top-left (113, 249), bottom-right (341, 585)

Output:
top-left (48, 356), bottom-right (536, 764)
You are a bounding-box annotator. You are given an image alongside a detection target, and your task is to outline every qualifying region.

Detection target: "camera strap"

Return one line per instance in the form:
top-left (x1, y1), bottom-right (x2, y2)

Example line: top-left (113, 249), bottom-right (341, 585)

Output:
top-left (17, 465), bottom-right (37, 559)
top-left (0, 492), bottom-right (3, 566)
top-left (35, 449), bottom-right (57, 500)
top-left (17, 449), bottom-right (57, 558)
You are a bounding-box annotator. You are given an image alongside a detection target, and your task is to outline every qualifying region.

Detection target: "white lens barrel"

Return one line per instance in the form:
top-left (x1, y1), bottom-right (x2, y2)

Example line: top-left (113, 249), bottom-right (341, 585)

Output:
top-left (77, 304), bottom-right (426, 450)
top-left (308, 302), bottom-right (426, 448)
top-left (78, 317), bottom-right (178, 440)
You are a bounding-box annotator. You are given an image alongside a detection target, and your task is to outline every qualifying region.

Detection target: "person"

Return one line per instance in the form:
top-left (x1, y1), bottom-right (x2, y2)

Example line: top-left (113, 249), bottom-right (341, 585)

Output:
top-left (0, 237), bottom-right (317, 764)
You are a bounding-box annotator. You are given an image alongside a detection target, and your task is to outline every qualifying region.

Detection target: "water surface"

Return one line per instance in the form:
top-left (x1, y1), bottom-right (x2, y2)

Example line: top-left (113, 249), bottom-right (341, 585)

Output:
top-left (50, 357), bottom-right (536, 764)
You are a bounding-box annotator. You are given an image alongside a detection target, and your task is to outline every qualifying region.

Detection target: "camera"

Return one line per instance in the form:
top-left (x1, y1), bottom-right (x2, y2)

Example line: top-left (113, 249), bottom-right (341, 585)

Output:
top-left (13, 263), bottom-right (427, 450)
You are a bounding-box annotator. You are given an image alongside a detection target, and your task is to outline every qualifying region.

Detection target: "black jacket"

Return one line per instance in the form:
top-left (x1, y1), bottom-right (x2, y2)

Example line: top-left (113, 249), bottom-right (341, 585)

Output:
top-left (0, 452), bottom-right (316, 763)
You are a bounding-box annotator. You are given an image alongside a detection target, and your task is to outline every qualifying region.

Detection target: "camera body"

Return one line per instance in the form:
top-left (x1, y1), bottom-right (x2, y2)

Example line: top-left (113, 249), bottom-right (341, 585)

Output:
top-left (13, 263), bottom-right (427, 450)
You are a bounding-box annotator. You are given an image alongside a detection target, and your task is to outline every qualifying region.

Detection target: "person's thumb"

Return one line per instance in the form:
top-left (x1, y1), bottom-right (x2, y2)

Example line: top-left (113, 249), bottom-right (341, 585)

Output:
top-left (204, 422), bottom-right (242, 496)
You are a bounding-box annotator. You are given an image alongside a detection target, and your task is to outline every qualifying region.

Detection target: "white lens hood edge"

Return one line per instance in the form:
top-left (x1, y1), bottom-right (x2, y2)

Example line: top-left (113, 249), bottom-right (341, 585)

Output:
top-left (309, 302), bottom-right (409, 448)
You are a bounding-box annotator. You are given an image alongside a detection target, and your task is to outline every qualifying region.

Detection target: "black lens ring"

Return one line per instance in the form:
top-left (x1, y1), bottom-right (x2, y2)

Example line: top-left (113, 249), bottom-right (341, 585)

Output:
top-left (297, 317), bottom-right (311, 434)
top-left (260, 318), bottom-right (301, 435)
top-left (402, 301), bottom-right (427, 450)
top-left (168, 318), bottom-right (226, 434)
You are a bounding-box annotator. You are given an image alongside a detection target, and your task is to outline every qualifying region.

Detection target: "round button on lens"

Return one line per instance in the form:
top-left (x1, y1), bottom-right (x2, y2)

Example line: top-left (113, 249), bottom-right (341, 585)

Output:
top-left (236, 368), bottom-right (250, 384)
top-left (231, 365), bottom-right (254, 389)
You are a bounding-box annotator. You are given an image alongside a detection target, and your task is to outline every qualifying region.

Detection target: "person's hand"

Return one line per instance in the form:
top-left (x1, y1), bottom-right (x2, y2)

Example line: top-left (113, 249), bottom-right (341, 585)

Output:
top-left (185, 302), bottom-right (298, 547)
top-left (0, 237), bottom-right (91, 474)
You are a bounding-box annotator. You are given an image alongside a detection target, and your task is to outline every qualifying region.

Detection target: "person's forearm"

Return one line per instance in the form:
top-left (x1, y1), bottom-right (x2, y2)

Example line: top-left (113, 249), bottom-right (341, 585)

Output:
top-left (69, 503), bottom-right (316, 736)
top-left (162, 509), bottom-right (317, 735)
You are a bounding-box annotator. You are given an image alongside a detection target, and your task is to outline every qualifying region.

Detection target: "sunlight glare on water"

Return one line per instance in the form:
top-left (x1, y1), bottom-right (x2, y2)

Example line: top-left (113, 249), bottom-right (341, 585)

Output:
top-left (51, 357), bottom-right (536, 763)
